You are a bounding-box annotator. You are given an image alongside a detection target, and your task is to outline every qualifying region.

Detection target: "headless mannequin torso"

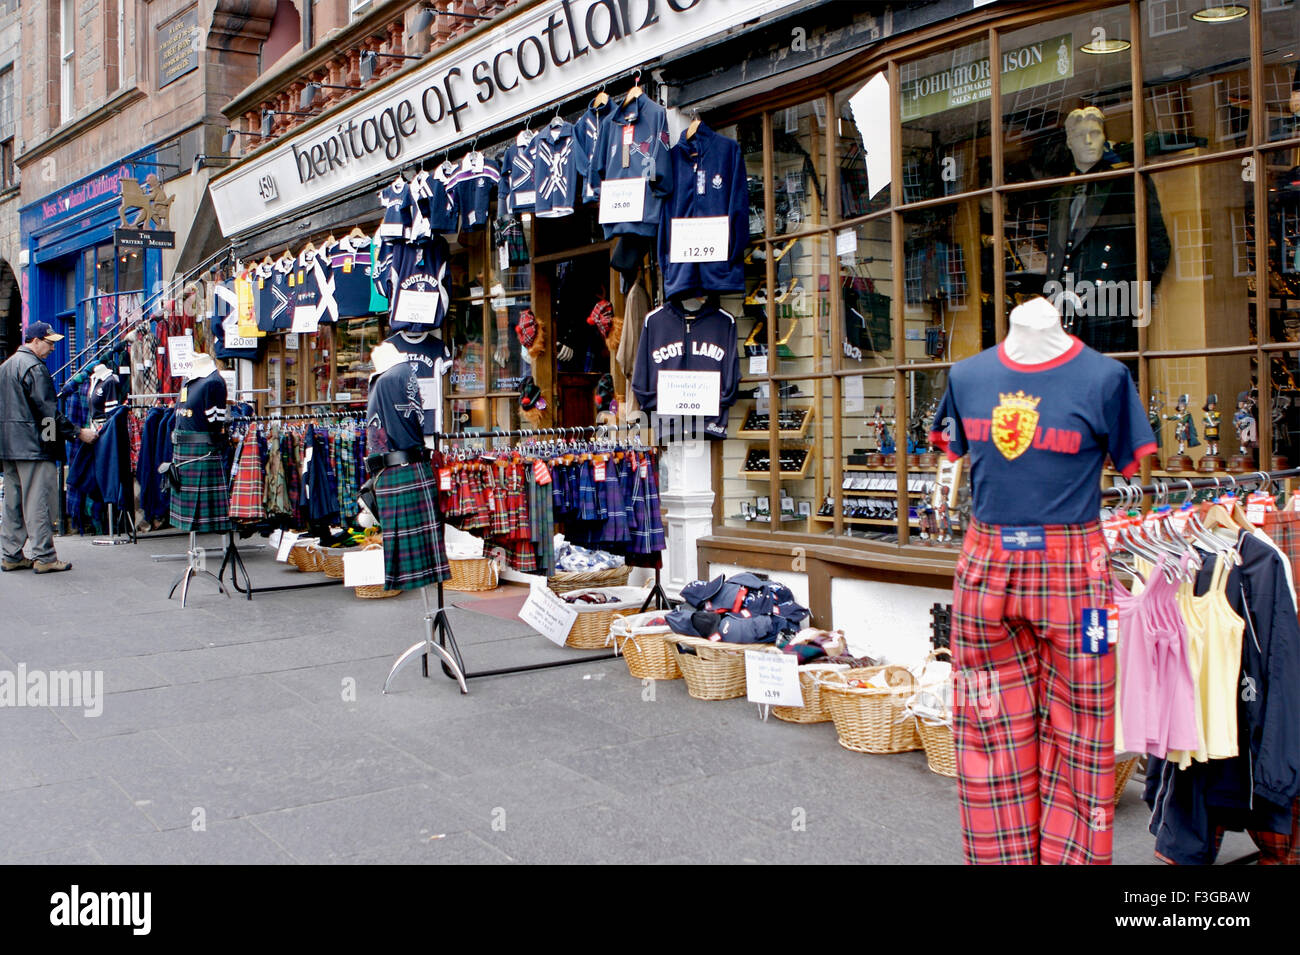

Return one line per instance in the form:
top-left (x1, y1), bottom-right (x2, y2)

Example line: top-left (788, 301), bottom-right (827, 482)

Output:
top-left (1001, 296), bottom-right (1074, 364)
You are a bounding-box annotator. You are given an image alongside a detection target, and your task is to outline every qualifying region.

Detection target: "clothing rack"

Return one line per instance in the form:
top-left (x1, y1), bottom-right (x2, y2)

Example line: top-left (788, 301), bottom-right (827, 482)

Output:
top-left (384, 422), bottom-right (671, 694)
top-left (1102, 468), bottom-right (1300, 501)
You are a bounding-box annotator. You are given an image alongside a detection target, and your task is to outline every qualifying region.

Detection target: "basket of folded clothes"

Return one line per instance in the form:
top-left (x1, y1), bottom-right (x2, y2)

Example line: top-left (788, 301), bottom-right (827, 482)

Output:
top-left (906, 648), bottom-right (956, 776)
top-left (818, 665), bottom-right (922, 754)
top-left (771, 628), bottom-right (858, 723)
top-left (665, 572), bottom-right (811, 701)
top-left (608, 611), bottom-right (681, 680)
top-left (548, 542), bottom-right (631, 594)
top-left (561, 586), bottom-right (653, 649)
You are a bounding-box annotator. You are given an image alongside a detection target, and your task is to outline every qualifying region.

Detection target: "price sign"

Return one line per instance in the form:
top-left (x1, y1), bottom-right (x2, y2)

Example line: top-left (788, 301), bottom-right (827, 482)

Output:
top-left (749, 354), bottom-right (768, 377)
top-left (657, 370), bottom-right (720, 417)
top-left (285, 333), bottom-right (299, 350)
top-left (224, 317), bottom-right (258, 349)
top-left (166, 334), bottom-right (195, 378)
top-left (220, 370), bottom-right (237, 397)
top-left (598, 177), bottom-right (646, 224)
top-left (669, 216), bottom-right (729, 263)
top-left (417, 379), bottom-right (439, 412)
top-left (836, 228), bottom-right (858, 258)
top-left (519, 584), bottom-right (579, 646)
top-left (343, 549), bottom-right (386, 587)
top-left (744, 650), bottom-right (804, 707)
top-left (392, 289), bottom-right (442, 326)
top-left (291, 306), bottom-right (320, 334)
top-left (275, 531), bottom-right (300, 562)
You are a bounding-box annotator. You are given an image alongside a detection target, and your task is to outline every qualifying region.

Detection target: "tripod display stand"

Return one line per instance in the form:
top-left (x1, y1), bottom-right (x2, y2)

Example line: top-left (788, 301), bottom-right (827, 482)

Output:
top-left (218, 533), bottom-right (341, 601)
top-left (91, 502), bottom-right (136, 546)
top-left (168, 531), bottom-right (229, 608)
top-left (383, 583), bottom-right (468, 695)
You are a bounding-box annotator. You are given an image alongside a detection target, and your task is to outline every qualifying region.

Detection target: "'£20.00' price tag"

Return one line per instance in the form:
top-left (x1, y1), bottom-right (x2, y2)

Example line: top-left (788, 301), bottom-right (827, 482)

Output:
top-left (669, 216), bottom-right (729, 263)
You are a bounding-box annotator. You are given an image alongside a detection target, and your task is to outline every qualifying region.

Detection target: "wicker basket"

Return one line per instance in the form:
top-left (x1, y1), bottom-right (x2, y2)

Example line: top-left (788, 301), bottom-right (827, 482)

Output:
top-left (818, 665), bottom-right (923, 754)
top-left (608, 611), bottom-right (681, 680)
top-left (446, 557), bottom-right (499, 592)
top-left (912, 648), bottom-right (956, 776)
top-left (354, 543), bottom-right (402, 599)
top-left (287, 538), bottom-right (323, 573)
top-left (562, 587), bottom-right (652, 650)
top-left (668, 634), bottom-right (762, 701)
top-left (548, 565), bottom-right (632, 595)
top-left (319, 547), bottom-right (346, 579)
top-left (772, 663), bottom-right (846, 723)
top-left (1114, 755), bottom-right (1141, 804)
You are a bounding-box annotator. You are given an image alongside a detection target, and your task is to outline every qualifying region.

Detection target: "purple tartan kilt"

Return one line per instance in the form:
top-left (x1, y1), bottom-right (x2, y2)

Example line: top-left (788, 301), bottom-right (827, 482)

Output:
top-left (374, 457), bottom-right (449, 591)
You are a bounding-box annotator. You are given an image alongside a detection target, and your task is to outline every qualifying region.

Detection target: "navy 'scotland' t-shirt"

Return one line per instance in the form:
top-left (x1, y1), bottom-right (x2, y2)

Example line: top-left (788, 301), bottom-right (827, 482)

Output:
top-left (929, 337), bottom-right (1156, 526)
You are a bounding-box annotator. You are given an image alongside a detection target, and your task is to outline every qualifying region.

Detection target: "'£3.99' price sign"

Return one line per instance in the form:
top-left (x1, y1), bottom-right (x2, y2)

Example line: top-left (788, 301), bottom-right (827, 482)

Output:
top-left (669, 216), bottom-right (729, 263)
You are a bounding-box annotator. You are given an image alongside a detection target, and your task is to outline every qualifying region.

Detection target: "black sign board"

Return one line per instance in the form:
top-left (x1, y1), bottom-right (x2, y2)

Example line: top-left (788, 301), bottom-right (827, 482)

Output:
top-left (116, 228), bottom-right (176, 250)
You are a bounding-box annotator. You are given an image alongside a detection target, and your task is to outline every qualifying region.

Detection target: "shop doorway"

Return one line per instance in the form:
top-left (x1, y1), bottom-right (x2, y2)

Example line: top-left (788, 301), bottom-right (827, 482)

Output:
top-left (0, 261), bottom-right (19, 359)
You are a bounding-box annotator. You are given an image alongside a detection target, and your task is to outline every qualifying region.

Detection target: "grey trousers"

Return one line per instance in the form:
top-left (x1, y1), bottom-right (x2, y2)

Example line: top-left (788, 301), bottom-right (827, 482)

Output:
top-left (2, 459), bottom-right (61, 563)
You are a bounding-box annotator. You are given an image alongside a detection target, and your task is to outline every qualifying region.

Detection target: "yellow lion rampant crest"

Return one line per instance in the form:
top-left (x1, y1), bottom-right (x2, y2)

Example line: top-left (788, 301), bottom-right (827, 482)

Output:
top-left (992, 390), bottom-right (1041, 461)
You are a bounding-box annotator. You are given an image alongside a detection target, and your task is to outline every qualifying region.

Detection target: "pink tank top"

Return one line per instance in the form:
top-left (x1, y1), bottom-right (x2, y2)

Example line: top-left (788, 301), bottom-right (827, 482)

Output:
top-left (1113, 556), bottom-right (1201, 758)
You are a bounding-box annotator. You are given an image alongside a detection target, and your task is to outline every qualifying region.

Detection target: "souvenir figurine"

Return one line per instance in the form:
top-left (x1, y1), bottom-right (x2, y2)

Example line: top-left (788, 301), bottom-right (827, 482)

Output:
top-left (1229, 390), bottom-right (1257, 473)
top-left (1148, 391), bottom-right (1164, 451)
top-left (936, 486), bottom-right (954, 543)
top-left (918, 497), bottom-right (937, 541)
top-left (1272, 392), bottom-right (1291, 469)
top-left (1162, 393), bottom-right (1198, 472)
top-left (1197, 393), bottom-right (1224, 473)
top-left (873, 405), bottom-right (897, 467)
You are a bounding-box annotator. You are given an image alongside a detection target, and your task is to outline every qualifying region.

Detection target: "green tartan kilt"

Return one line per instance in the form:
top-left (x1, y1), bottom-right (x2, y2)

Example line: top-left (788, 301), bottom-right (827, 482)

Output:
top-left (375, 458), bottom-right (449, 591)
top-left (169, 430), bottom-right (232, 534)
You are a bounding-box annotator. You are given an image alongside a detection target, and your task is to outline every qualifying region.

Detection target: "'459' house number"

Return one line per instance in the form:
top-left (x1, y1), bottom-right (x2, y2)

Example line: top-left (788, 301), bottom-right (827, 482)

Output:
top-left (257, 175), bottom-right (279, 202)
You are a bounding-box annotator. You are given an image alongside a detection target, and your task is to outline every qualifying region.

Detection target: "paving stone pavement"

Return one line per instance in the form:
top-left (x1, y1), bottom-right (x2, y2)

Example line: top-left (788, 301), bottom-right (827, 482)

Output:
top-left (0, 532), bottom-right (1261, 865)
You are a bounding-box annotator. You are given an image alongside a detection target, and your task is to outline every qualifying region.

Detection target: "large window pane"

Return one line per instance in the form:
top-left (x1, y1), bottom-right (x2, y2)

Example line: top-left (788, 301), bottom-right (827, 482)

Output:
top-left (1147, 158), bottom-right (1252, 349)
top-left (1148, 356), bottom-right (1249, 473)
top-left (839, 213), bottom-right (896, 370)
top-left (907, 368), bottom-right (969, 549)
top-left (899, 37), bottom-right (993, 200)
top-left (1262, 0), bottom-right (1300, 143)
top-left (1141, 0), bottom-right (1253, 160)
top-left (1000, 5), bottom-right (1132, 184)
top-left (837, 373), bottom-right (904, 542)
top-left (903, 199), bottom-right (993, 363)
top-left (333, 316), bottom-right (381, 403)
top-left (774, 232), bottom-right (831, 375)
top-left (836, 72), bottom-right (892, 219)
top-left (772, 100), bottom-right (828, 235)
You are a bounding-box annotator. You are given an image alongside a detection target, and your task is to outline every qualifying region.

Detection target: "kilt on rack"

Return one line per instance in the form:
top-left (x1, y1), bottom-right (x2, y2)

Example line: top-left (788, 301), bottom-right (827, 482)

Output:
top-left (169, 430), bottom-right (232, 534)
top-left (372, 456), bottom-right (451, 592)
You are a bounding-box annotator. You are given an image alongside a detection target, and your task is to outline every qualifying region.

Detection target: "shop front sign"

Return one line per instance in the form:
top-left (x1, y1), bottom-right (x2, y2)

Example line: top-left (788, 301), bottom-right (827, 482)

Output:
top-left (900, 34), bottom-right (1073, 121)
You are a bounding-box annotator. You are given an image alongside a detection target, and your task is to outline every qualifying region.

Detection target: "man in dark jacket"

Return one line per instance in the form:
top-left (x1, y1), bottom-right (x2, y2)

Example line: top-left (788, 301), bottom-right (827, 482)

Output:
top-left (0, 322), bottom-right (96, 573)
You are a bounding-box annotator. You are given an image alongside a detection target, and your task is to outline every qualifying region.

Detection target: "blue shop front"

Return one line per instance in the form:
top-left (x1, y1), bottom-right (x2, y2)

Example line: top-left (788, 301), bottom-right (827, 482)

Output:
top-left (19, 148), bottom-right (166, 387)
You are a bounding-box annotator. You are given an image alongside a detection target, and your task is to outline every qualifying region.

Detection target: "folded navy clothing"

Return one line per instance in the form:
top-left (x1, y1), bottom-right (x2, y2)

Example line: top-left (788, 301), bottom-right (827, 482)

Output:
top-left (665, 607), bottom-right (783, 644)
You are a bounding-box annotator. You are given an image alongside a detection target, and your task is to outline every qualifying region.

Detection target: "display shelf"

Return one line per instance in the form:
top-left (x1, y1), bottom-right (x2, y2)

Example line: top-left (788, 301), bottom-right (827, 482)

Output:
top-left (809, 514), bottom-right (920, 527)
top-left (736, 404), bottom-right (813, 439)
top-left (739, 442), bottom-right (812, 480)
top-left (844, 464), bottom-right (941, 472)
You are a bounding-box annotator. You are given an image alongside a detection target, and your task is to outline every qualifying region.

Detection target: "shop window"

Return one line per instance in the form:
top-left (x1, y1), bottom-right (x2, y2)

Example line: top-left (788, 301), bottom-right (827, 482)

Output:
top-left (905, 369), bottom-right (968, 549)
top-left (1262, 0), bottom-right (1300, 143)
top-left (332, 316), bottom-right (380, 403)
top-left (1263, 352), bottom-right (1300, 469)
top-left (1144, 158), bottom-right (1252, 350)
top-left (282, 333), bottom-right (301, 406)
top-left (756, 232), bottom-right (830, 376)
top-left (899, 37), bottom-right (993, 200)
top-left (835, 72), bottom-right (891, 220)
top-left (903, 200), bottom-right (992, 362)
top-left (838, 213), bottom-right (895, 371)
top-left (1141, 0), bottom-right (1253, 159)
top-left (1266, 149), bottom-right (1300, 347)
top-left (770, 100), bottom-right (827, 235)
top-left (836, 374), bottom-right (903, 542)
top-left (1000, 5), bottom-right (1133, 184)
top-left (1148, 356), bottom-right (1251, 474)
top-left (1147, 0), bottom-right (1191, 37)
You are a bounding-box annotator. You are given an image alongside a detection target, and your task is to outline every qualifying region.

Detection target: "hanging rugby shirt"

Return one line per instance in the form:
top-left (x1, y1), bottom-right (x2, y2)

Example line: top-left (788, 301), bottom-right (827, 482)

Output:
top-left (658, 123), bottom-right (749, 298)
top-left (265, 257), bottom-right (296, 332)
top-left (531, 121), bottom-right (580, 218)
top-left (212, 279), bottom-right (260, 360)
top-left (387, 235), bottom-right (451, 332)
top-left (414, 170), bottom-right (459, 236)
top-left (175, 369), bottom-right (228, 435)
top-left (89, 373), bottom-right (125, 422)
top-left (366, 363), bottom-right (426, 455)
top-left (252, 261), bottom-right (283, 332)
top-left (929, 337), bottom-right (1157, 526)
top-left (448, 154), bottom-right (500, 232)
top-left (631, 299), bottom-right (739, 439)
top-left (290, 246), bottom-right (325, 329)
top-left (502, 132), bottom-right (537, 214)
top-left (322, 234), bottom-right (376, 321)
top-left (386, 330), bottom-right (454, 436)
top-left (590, 93), bottom-right (674, 238)
top-left (369, 233), bottom-right (391, 314)
top-left (378, 178), bottom-right (414, 240)
top-left (575, 95), bottom-right (611, 203)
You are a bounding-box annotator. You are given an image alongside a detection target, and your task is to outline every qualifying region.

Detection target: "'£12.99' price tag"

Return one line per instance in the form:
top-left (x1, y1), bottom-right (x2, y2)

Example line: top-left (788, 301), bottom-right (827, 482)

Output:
top-left (669, 216), bottom-right (729, 263)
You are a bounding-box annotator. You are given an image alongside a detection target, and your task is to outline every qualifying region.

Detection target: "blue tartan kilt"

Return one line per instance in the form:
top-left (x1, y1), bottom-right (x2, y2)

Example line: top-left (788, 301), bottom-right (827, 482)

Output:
top-left (169, 430), bottom-right (231, 533)
top-left (375, 458), bottom-right (449, 591)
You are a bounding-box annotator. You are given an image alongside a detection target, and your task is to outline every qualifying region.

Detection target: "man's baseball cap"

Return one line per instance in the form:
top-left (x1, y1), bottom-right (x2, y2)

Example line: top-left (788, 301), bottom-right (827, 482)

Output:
top-left (24, 321), bottom-right (64, 343)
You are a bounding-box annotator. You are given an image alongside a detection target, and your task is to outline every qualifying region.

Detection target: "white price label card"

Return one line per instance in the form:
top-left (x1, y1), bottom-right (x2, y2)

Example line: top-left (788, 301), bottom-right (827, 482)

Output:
top-left (417, 379), bottom-right (439, 411)
top-left (844, 374), bottom-right (864, 412)
top-left (166, 335), bottom-right (194, 379)
top-left (275, 531), bottom-right (301, 562)
top-left (745, 650), bottom-right (804, 707)
top-left (220, 370), bottom-right (237, 396)
top-left (291, 306), bottom-right (320, 334)
top-left (598, 177), bottom-right (646, 224)
top-left (519, 584), bottom-right (579, 646)
top-left (285, 333), bottom-right (299, 350)
top-left (749, 354), bottom-right (768, 377)
top-left (119, 366), bottom-right (131, 376)
top-left (224, 318), bottom-right (258, 350)
top-left (498, 243), bottom-right (509, 272)
top-left (669, 216), bottom-right (729, 263)
top-left (836, 228), bottom-right (857, 258)
top-left (335, 392), bottom-right (352, 402)
top-left (393, 289), bottom-right (443, 326)
top-left (513, 190), bottom-right (536, 208)
top-left (657, 370), bottom-right (720, 417)
top-left (343, 549), bottom-right (386, 587)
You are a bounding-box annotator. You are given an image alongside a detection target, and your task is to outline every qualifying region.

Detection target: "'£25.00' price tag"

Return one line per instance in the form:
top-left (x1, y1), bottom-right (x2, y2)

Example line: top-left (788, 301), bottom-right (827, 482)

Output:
top-left (598, 177), bottom-right (646, 224)
top-left (669, 216), bottom-right (729, 263)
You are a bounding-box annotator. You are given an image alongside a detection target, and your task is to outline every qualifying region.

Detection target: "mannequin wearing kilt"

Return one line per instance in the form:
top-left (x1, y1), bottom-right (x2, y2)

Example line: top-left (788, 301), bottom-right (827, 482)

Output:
top-left (365, 344), bottom-right (450, 591)
top-left (170, 358), bottom-right (232, 534)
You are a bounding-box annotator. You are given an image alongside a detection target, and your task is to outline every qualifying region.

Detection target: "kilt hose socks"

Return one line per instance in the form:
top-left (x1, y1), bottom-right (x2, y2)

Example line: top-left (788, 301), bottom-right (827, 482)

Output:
top-left (952, 520), bottom-right (1116, 865)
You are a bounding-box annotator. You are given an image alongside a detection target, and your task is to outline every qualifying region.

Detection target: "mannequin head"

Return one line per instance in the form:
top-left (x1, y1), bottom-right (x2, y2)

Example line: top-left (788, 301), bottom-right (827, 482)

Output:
top-left (1065, 106), bottom-right (1107, 173)
top-left (90, 363), bottom-right (112, 384)
top-left (370, 341), bottom-right (403, 377)
top-left (1009, 296), bottom-right (1064, 331)
top-left (188, 352), bottom-right (216, 379)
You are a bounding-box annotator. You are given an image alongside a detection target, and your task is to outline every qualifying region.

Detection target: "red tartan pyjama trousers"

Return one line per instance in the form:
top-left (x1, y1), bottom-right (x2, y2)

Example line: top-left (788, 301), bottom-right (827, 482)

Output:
top-left (951, 520), bottom-right (1115, 865)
